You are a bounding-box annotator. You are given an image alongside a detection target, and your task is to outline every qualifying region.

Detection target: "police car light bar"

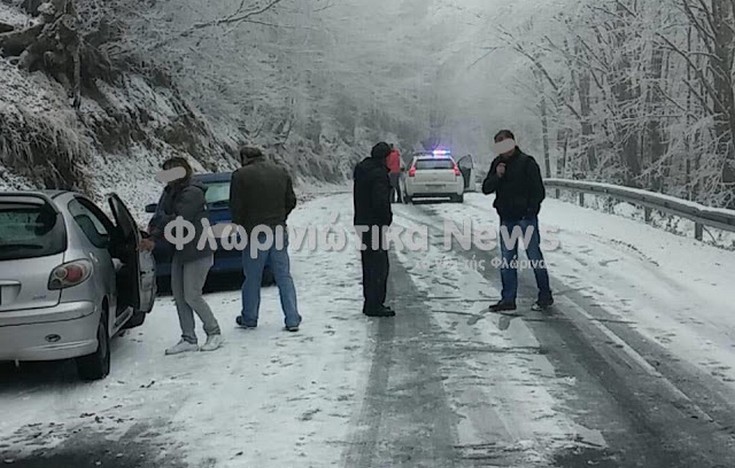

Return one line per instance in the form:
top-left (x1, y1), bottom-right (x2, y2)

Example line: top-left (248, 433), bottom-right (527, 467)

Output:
top-left (433, 149), bottom-right (451, 156)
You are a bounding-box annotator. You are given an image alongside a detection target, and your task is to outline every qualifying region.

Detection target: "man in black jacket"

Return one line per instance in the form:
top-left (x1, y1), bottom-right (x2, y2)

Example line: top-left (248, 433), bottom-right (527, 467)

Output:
top-left (354, 142), bottom-right (395, 317)
top-left (482, 130), bottom-right (553, 312)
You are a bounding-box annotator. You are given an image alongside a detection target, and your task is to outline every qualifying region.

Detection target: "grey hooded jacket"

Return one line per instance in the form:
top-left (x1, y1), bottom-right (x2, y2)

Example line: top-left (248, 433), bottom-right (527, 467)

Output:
top-left (150, 179), bottom-right (213, 262)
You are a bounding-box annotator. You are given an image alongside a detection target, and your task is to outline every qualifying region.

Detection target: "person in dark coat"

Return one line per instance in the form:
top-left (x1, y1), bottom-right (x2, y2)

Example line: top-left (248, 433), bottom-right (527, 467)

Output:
top-left (145, 157), bottom-right (223, 354)
top-left (482, 130), bottom-right (554, 312)
top-left (353, 142), bottom-right (395, 317)
top-left (229, 146), bottom-right (301, 332)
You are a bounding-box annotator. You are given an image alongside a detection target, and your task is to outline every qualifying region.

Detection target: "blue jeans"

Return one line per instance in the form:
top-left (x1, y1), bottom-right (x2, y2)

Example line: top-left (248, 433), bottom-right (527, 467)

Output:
top-left (240, 233), bottom-right (301, 328)
top-left (499, 216), bottom-right (552, 304)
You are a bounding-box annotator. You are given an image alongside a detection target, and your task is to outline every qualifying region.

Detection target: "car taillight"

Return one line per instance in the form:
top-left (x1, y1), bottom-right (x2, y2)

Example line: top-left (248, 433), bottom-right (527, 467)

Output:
top-left (408, 166), bottom-right (417, 177)
top-left (453, 164), bottom-right (461, 176)
top-left (49, 259), bottom-right (93, 290)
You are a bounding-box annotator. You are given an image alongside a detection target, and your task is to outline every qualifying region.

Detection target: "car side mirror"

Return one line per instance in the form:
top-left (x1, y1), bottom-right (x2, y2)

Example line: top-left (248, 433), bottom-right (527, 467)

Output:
top-left (145, 203), bottom-right (158, 214)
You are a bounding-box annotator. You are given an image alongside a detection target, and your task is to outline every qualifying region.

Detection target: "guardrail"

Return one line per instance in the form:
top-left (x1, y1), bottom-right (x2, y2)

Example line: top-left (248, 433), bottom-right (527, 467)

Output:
top-left (545, 178), bottom-right (735, 241)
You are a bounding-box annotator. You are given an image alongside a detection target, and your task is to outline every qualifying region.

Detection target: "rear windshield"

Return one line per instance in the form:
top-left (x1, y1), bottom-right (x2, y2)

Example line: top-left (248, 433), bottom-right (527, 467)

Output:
top-left (0, 198), bottom-right (66, 261)
top-left (415, 159), bottom-right (455, 170)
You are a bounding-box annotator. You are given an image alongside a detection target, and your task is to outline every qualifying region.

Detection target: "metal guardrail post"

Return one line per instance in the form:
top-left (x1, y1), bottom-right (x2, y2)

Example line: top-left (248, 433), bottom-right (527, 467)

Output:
top-left (695, 223), bottom-right (704, 241)
top-left (644, 207), bottom-right (652, 223)
top-left (579, 192), bottom-right (585, 207)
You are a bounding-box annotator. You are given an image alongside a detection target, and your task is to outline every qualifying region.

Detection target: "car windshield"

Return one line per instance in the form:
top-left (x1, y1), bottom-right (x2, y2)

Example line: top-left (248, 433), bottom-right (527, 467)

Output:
top-left (0, 198), bottom-right (66, 261)
top-left (203, 181), bottom-right (230, 206)
top-left (415, 159), bottom-right (455, 170)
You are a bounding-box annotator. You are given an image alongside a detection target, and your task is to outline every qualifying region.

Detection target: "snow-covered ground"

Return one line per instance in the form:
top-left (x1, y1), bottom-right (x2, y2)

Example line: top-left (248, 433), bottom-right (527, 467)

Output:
top-left (2, 192), bottom-right (735, 467)
top-left (455, 194), bottom-right (735, 386)
top-left (1, 194), bottom-right (371, 467)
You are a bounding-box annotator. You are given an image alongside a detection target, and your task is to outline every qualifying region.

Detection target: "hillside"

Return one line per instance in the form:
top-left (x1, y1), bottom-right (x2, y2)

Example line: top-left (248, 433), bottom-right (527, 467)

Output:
top-left (0, 1), bottom-right (373, 211)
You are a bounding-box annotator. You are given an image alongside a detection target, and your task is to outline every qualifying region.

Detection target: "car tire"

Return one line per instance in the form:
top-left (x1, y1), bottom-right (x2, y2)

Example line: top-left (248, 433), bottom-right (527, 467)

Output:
top-left (455, 194), bottom-right (464, 203)
top-left (122, 310), bottom-right (146, 330)
top-left (76, 310), bottom-right (111, 381)
top-left (262, 267), bottom-right (276, 287)
top-left (156, 276), bottom-right (171, 294)
top-left (404, 196), bottom-right (412, 204)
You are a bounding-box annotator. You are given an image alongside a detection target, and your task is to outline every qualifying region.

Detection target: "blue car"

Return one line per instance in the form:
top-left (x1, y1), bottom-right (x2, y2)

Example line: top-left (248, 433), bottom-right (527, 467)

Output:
top-left (145, 172), bottom-right (274, 290)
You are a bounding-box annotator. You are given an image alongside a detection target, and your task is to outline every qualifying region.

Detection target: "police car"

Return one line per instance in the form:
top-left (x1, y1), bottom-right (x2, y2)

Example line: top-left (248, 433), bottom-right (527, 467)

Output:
top-left (404, 150), bottom-right (465, 203)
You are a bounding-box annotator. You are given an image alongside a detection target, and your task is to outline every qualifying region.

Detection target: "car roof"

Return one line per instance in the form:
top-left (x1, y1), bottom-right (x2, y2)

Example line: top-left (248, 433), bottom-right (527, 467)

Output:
top-left (194, 172), bottom-right (233, 183)
top-left (0, 189), bottom-right (76, 200)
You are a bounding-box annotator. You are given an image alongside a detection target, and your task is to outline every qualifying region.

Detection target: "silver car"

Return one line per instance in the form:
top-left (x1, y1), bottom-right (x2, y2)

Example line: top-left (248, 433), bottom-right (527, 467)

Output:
top-left (0, 191), bottom-right (156, 380)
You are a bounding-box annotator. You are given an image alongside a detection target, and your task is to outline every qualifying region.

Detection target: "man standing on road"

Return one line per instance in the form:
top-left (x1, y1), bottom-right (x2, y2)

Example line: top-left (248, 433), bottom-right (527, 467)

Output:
top-left (229, 146), bottom-right (302, 332)
top-left (482, 130), bottom-right (554, 312)
top-left (354, 142), bottom-right (395, 317)
top-left (387, 144), bottom-right (403, 203)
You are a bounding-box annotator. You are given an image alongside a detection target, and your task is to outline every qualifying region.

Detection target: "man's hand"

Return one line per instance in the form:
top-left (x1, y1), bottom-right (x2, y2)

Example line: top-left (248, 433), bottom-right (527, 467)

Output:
top-left (496, 162), bottom-right (507, 178)
top-left (139, 238), bottom-right (156, 252)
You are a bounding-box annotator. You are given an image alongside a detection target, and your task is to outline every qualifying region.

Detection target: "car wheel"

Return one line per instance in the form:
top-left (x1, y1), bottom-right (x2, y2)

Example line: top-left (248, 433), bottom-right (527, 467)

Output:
top-left (404, 196), bottom-right (412, 204)
top-left (122, 310), bottom-right (146, 330)
top-left (262, 267), bottom-right (276, 287)
top-left (455, 194), bottom-right (464, 203)
top-left (156, 276), bottom-right (171, 294)
top-left (76, 310), bottom-right (111, 381)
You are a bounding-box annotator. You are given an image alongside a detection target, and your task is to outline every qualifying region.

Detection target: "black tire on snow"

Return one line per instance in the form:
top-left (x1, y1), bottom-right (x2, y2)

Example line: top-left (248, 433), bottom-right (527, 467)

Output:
top-left (76, 310), bottom-right (111, 381)
top-left (262, 267), bottom-right (276, 287)
top-left (122, 310), bottom-right (146, 330)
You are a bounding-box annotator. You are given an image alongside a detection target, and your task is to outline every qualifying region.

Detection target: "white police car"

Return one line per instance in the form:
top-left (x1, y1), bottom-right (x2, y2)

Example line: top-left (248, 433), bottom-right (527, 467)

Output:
top-left (404, 150), bottom-right (465, 203)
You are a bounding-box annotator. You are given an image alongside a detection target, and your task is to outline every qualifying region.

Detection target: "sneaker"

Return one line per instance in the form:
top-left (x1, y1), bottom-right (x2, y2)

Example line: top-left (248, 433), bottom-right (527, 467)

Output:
top-left (284, 325), bottom-right (300, 333)
top-left (200, 335), bottom-right (224, 352)
top-left (235, 316), bottom-right (257, 329)
top-left (165, 340), bottom-right (198, 355)
top-left (531, 299), bottom-right (554, 312)
top-left (488, 301), bottom-right (517, 313)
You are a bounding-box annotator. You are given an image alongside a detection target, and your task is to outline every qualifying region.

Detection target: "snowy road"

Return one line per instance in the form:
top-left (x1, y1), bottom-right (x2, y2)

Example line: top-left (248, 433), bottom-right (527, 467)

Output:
top-left (2, 192), bottom-right (735, 467)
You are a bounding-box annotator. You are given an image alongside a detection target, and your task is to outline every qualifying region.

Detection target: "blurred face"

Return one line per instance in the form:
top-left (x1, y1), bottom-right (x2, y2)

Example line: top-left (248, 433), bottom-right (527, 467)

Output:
top-left (159, 162), bottom-right (188, 186)
top-left (493, 135), bottom-right (516, 158)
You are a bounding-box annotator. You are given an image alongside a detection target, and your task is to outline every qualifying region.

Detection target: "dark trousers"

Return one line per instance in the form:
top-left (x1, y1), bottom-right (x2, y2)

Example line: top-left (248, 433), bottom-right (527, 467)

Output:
top-left (361, 229), bottom-right (389, 311)
top-left (389, 173), bottom-right (402, 203)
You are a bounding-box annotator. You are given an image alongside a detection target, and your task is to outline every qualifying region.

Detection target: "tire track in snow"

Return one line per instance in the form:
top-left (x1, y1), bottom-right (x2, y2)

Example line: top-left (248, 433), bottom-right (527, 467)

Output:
top-left (406, 200), bottom-right (735, 467)
top-left (342, 251), bottom-right (459, 467)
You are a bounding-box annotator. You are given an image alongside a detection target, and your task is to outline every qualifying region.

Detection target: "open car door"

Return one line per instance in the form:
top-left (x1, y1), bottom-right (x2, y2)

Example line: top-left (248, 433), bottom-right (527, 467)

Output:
top-left (108, 194), bottom-right (156, 315)
top-left (457, 155), bottom-right (474, 190)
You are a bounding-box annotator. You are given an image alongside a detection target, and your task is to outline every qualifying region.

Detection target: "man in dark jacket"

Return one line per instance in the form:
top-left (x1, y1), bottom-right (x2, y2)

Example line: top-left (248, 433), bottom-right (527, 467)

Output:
top-left (482, 130), bottom-right (553, 312)
top-left (354, 142), bottom-right (395, 317)
top-left (229, 146), bottom-right (301, 332)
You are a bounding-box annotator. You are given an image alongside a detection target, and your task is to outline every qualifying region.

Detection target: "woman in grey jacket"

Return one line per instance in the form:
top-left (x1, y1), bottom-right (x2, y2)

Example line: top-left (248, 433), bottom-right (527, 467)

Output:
top-left (146, 157), bottom-right (223, 354)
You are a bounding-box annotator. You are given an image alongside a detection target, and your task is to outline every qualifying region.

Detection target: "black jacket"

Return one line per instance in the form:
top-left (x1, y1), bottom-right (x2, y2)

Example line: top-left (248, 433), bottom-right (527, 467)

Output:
top-left (150, 179), bottom-right (213, 262)
top-left (353, 156), bottom-right (392, 227)
top-left (229, 156), bottom-right (297, 234)
top-left (482, 149), bottom-right (545, 222)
